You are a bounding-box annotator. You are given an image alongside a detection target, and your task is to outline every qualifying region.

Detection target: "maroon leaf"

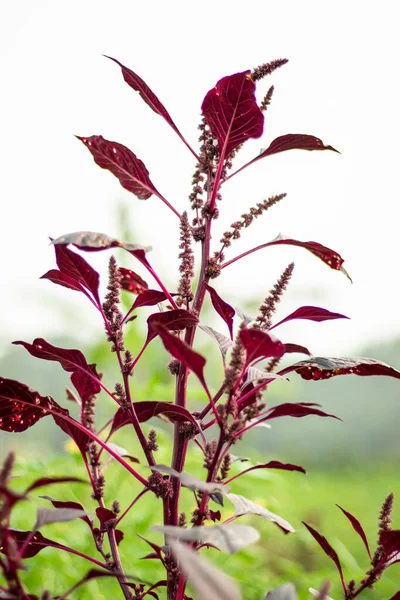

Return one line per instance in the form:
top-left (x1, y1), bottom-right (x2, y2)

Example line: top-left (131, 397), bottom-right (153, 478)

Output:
top-left (239, 328), bottom-right (284, 365)
top-left (110, 401), bottom-right (200, 436)
top-left (205, 284), bottom-right (235, 339)
top-left (201, 71), bottom-right (264, 158)
top-left (2, 529), bottom-right (68, 559)
top-left (40, 269), bottom-right (86, 295)
top-left (152, 324), bottom-right (208, 392)
top-left (270, 305), bottom-right (349, 330)
top-left (119, 267), bottom-right (148, 294)
top-left (303, 522), bottom-right (345, 591)
top-left (53, 242), bottom-right (101, 303)
top-left (26, 477), bottom-right (87, 493)
top-left (105, 56), bottom-right (195, 157)
top-left (52, 409), bottom-right (91, 455)
top-left (279, 356), bottom-right (400, 381)
top-left (131, 289), bottom-right (169, 310)
top-left (0, 377), bottom-right (52, 433)
top-left (336, 505), bottom-right (371, 560)
top-left (209, 510), bottom-right (222, 522)
top-left (380, 530), bottom-right (400, 556)
top-left (147, 309), bottom-right (198, 343)
top-left (96, 507), bottom-right (116, 531)
top-left (115, 529), bottom-right (124, 546)
top-left (71, 367), bottom-right (101, 405)
top-left (283, 343), bottom-right (311, 356)
top-left (226, 461), bottom-right (306, 483)
top-left (389, 593), bottom-right (400, 600)
top-left (264, 402), bottom-right (340, 421)
top-left (40, 496), bottom-right (92, 529)
top-left (78, 135), bottom-right (160, 200)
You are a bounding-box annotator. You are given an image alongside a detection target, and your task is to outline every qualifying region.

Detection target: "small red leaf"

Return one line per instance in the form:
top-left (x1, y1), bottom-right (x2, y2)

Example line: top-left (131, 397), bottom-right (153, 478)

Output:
top-left (205, 284), bottom-right (235, 339)
top-left (119, 267), bottom-right (148, 294)
top-left (147, 309), bottom-right (198, 343)
top-left (279, 356), bottom-right (400, 381)
top-left (115, 529), bottom-right (124, 546)
top-left (96, 507), bottom-right (116, 531)
top-left (336, 505), bottom-right (371, 560)
top-left (209, 510), bottom-right (221, 522)
top-left (110, 401), bottom-right (199, 435)
top-left (226, 461), bottom-right (306, 484)
top-left (239, 328), bottom-right (284, 365)
top-left (270, 305), bottom-right (349, 330)
top-left (283, 343), bottom-right (312, 356)
top-left (303, 521), bottom-right (345, 592)
top-left (202, 71), bottom-right (264, 158)
top-left (0, 377), bottom-right (52, 433)
top-left (265, 402), bottom-right (340, 421)
top-left (53, 243), bottom-right (101, 303)
top-left (131, 289), bottom-right (169, 310)
top-left (78, 135), bottom-right (159, 200)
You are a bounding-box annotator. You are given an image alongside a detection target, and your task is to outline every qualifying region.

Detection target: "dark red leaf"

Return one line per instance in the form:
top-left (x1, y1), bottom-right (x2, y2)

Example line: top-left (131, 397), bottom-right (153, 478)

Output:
top-left (71, 367), bottom-right (101, 406)
top-left (40, 269), bottom-right (86, 295)
top-left (279, 356), bottom-right (400, 381)
top-left (152, 324), bottom-right (208, 391)
top-left (147, 309), bottom-right (198, 343)
top-left (303, 522), bottom-right (345, 591)
top-left (131, 289), bottom-right (169, 310)
top-left (138, 534), bottom-right (164, 560)
top-left (380, 530), bottom-right (400, 556)
top-left (209, 510), bottom-right (221, 522)
top-left (40, 496), bottom-right (92, 529)
top-left (26, 477), bottom-right (87, 493)
top-left (53, 243), bottom-right (100, 303)
top-left (78, 135), bottom-right (159, 200)
top-left (105, 56), bottom-right (194, 155)
top-left (141, 552), bottom-right (160, 560)
top-left (389, 592), bottom-right (400, 600)
top-left (265, 402), bottom-right (340, 421)
top-left (239, 328), bottom-right (284, 365)
top-left (283, 343), bottom-right (311, 356)
top-left (110, 401), bottom-right (200, 436)
top-left (201, 71), bottom-right (264, 158)
top-left (205, 284), bottom-right (235, 339)
top-left (52, 409), bottom-right (91, 455)
top-left (115, 530), bottom-right (124, 546)
top-left (96, 507), bottom-right (116, 531)
top-left (336, 505), bottom-right (371, 559)
top-left (119, 267), bottom-right (148, 294)
top-left (270, 305), bottom-right (349, 330)
top-left (2, 530), bottom-right (67, 559)
top-left (0, 377), bottom-right (52, 433)
top-left (226, 461), bottom-right (306, 483)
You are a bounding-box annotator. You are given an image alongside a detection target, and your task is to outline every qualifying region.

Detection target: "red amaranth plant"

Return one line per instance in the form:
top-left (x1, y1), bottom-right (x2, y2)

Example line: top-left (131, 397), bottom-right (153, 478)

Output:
top-left (0, 56), bottom-right (399, 600)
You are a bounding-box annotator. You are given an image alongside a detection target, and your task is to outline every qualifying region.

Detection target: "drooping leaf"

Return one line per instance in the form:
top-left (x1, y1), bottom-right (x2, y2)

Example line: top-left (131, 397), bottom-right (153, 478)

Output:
top-left (239, 328), bottom-right (284, 366)
top-left (169, 540), bottom-right (242, 600)
top-left (0, 377), bottom-right (52, 433)
top-left (35, 507), bottom-right (87, 528)
top-left (26, 477), bottom-right (87, 493)
top-left (199, 325), bottom-right (233, 364)
top-left (119, 267), bottom-right (148, 294)
top-left (153, 523), bottom-right (259, 554)
top-left (226, 461), bottom-right (306, 483)
top-left (51, 231), bottom-right (151, 254)
top-left (336, 505), bottom-right (371, 559)
top-left (279, 356), bottom-right (400, 381)
top-left (78, 135), bottom-right (160, 200)
top-left (150, 465), bottom-right (229, 495)
top-left (40, 269), bottom-right (86, 295)
top-left (270, 305), bottom-right (349, 330)
top-left (283, 343), bottom-right (312, 356)
top-left (147, 309), bottom-right (198, 343)
top-left (105, 56), bottom-right (195, 157)
top-left (205, 284), bottom-right (235, 339)
top-left (39, 496), bottom-right (92, 528)
top-left (52, 243), bottom-right (101, 303)
top-left (264, 402), bottom-right (340, 421)
top-left (2, 529), bottom-right (68, 559)
top-left (303, 522), bottom-right (345, 591)
top-left (265, 583), bottom-right (298, 599)
top-left (227, 493), bottom-right (295, 534)
top-left (131, 289), bottom-right (169, 310)
top-left (202, 71), bottom-right (264, 158)
top-left (110, 401), bottom-right (200, 435)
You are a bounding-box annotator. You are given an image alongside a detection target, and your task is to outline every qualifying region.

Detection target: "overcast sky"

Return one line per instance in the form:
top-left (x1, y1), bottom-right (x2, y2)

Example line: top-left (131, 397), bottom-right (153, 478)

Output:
top-left (1, 0), bottom-right (399, 359)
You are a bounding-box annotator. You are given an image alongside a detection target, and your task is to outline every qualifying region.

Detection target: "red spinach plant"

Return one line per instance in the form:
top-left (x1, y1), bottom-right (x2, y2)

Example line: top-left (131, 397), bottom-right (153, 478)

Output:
top-left (1, 57), bottom-right (399, 600)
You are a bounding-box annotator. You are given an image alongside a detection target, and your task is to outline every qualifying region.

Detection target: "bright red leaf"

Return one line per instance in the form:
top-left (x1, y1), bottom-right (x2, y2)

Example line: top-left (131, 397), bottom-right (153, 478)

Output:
top-left (53, 242), bottom-right (101, 303)
top-left (205, 284), bottom-right (235, 339)
top-left (119, 267), bottom-right (148, 294)
top-left (131, 289), bottom-right (169, 310)
top-left (270, 305), bottom-right (349, 330)
top-left (201, 71), bottom-right (264, 158)
top-left (147, 309), bottom-right (198, 344)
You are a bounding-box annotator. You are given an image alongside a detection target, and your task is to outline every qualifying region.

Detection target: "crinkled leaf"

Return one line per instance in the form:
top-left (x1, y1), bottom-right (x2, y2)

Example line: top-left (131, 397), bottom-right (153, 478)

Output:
top-left (35, 507), bottom-right (87, 528)
top-left (51, 230), bottom-right (151, 254)
top-left (78, 135), bottom-right (160, 200)
top-left (131, 289), bottom-right (168, 310)
top-left (153, 523), bottom-right (259, 554)
top-left (169, 540), bottom-right (242, 600)
top-left (147, 309), bottom-right (198, 344)
top-left (26, 477), bottom-right (87, 493)
top-left (199, 325), bottom-right (232, 364)
top-left (303, 522), bottom-right (345, 590)
top-left (239, 328), bottom-right (284, 365)
top-left (119, 267), bottom-right (148, 294)
top-left (150, 465), bottom-right (229, 495)
top-left (0, 377), bottom-right (52, 433)
top-left (279, 356), bottom-right (400, 381)
top-left (110, 401), bottom-right (200, 436)
top-left (227, 493), bottom-right (295, 534)
top-left (270, 305), bottom-right (349, 330)
top-left (283, 343), bottom-right (312, 356)
top-left (265, 402), bottom-right (340, 421)
top-left (202, 71), bottom-right (264, 157)
top-left (52, 243), bottom-right (101, 303)
top-left (39, 496), bottom-right (92, 528)
top-left (336, 505), bottom-right (371, 559)
top-left (266, 583), bottom-right (298, 599)
top-left (205, 284), bottom-right (235, 339)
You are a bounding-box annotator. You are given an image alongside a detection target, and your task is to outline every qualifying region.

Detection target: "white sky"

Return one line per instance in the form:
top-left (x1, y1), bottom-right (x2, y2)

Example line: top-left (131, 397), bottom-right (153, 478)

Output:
top-left (1, 0), bottom-right (399, 359)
